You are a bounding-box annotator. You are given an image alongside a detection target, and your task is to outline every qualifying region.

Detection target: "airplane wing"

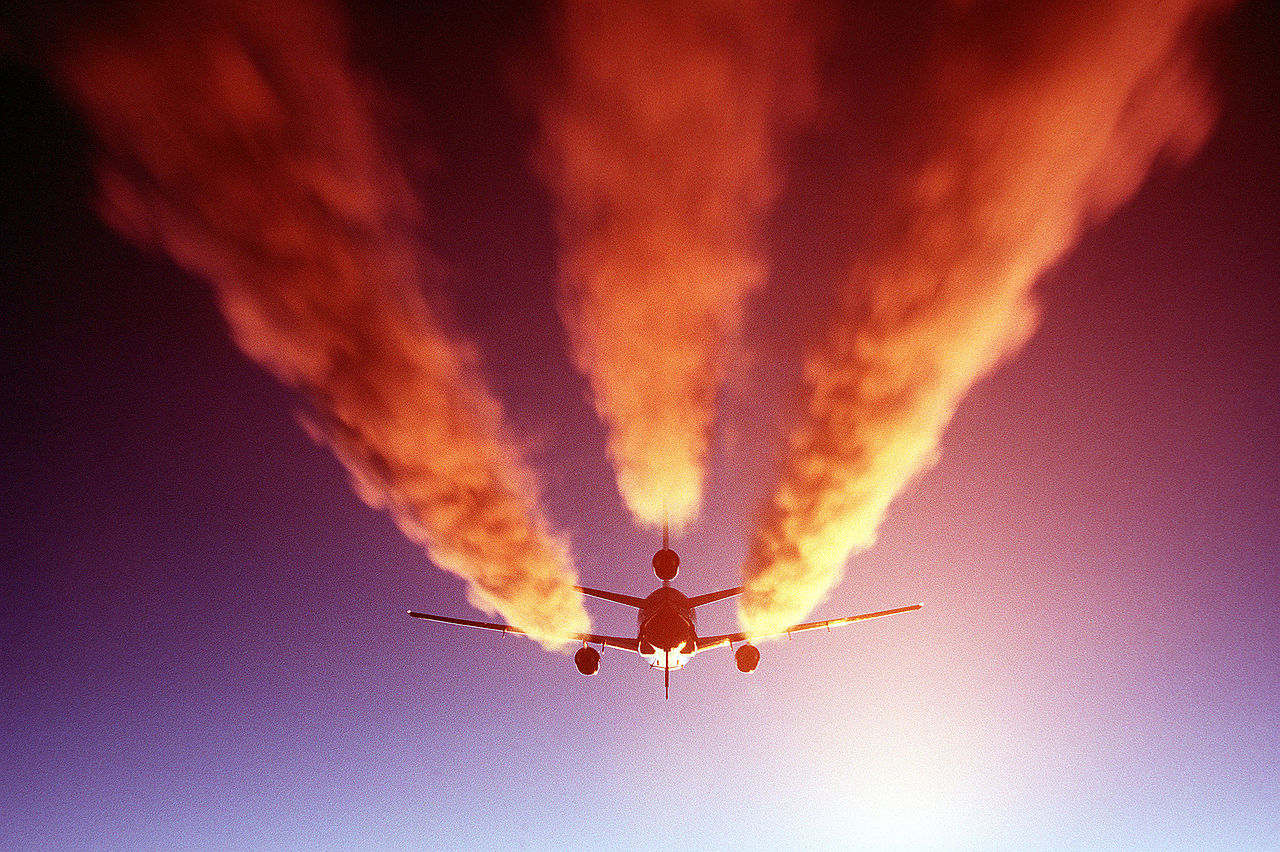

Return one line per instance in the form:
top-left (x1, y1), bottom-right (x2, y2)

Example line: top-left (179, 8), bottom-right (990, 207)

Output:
top-left (407, 611), bottom-right (640, 653)
top-left (695, 603), bottom-right (922, 652)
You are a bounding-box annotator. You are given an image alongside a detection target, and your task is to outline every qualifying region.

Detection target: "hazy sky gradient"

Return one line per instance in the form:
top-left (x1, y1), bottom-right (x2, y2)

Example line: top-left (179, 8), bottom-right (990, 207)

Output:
top-left (3, 2), bottom-right (1276, 849)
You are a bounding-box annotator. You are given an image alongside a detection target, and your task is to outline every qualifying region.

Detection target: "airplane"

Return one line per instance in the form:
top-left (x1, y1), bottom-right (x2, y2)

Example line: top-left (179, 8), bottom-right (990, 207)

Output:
top-left (407, 526), bottom-right (921, 698)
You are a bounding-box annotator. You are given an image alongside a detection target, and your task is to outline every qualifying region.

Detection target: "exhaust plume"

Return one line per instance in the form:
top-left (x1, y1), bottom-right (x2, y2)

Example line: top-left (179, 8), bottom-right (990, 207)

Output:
top-left (52, 0), bottom-right (588, 645)
top-left (741, 0), bottom-right (1231, 635)
top-left (536, 0), bottom-right (819, 528)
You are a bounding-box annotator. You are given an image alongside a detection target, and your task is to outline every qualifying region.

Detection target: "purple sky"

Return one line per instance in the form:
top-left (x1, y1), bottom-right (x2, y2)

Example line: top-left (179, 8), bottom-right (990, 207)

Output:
top-left (2, 2), bottom-right (1277, 849)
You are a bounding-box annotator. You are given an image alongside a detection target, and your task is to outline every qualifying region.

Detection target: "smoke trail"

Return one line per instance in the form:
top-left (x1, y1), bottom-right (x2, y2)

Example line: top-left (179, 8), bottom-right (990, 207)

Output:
top-left (51, 0), bottom-right (588, 646)
top-left (741, 0), bottom-right (1231, 635)
top-left (536, 0), bottom-right (819, 529)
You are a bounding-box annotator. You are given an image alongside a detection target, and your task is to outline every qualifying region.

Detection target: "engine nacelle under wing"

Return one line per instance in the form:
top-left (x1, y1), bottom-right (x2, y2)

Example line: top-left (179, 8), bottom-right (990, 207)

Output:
top-left (574, 646), bottom-right (601, 676)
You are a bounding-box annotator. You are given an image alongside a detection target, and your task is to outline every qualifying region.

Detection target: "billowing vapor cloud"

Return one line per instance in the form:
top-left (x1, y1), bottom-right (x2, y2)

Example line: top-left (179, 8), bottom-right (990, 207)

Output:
top-left (740, 0), bottom-right (1230, 635)
top-left (536, 0), bottom-right (819, 528)
top-left (52, 0), bottom-right (588, 645)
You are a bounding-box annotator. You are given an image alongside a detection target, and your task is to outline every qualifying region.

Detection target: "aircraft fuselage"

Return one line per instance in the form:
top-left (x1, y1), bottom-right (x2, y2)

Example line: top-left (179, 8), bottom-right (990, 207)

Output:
top-left (637, 585), bottom-right (697, 670)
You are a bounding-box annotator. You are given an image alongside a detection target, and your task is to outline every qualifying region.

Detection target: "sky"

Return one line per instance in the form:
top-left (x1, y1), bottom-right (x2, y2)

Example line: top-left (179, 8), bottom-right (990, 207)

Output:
top-left (2, 1), bottom-right (1278, 850)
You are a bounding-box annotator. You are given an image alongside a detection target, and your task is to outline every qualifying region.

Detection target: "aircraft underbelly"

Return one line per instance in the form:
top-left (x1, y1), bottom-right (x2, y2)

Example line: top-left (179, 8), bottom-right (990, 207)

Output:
top-left (639, 609), bottom-right (696, 669)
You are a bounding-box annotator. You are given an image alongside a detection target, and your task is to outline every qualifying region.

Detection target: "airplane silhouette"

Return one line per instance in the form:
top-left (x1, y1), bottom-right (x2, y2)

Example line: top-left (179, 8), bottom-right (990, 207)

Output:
top-left (408, 525), bottom-right (921, 698)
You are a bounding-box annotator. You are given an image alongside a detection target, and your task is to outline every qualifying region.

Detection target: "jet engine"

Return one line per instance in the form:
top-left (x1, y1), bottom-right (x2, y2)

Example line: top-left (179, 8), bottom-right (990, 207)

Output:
top-left (734, 643), bottom-right (760, 673)
top-left (652, 547), bottom-right (680, 581)
top-left (574, 646), bottom-right (601, 676)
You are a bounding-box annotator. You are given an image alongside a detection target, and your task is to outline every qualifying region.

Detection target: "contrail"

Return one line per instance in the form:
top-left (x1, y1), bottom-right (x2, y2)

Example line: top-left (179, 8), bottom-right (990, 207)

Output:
top-left (740, 0), bottom-right (1231, 636)
top-left (535, 0), bottom-right (820, 529)
top-left (50, 0), bottom-right (589, 646)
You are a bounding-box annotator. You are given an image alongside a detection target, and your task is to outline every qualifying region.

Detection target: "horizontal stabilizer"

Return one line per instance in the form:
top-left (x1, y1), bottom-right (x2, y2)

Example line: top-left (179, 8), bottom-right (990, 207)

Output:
top-left (575, 586), bottom-right (648, 609)
top-left (687, 586), bottom-right (743, 608)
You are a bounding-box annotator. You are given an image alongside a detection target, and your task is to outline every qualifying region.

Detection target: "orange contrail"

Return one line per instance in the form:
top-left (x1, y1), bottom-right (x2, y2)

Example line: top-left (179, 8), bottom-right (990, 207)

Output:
top-left (52, 0), bottom-right (588, 646)
top-left (740, 0), bottom-right (1232, 636)
top-left (536, 0), bottom-right (820, 529)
